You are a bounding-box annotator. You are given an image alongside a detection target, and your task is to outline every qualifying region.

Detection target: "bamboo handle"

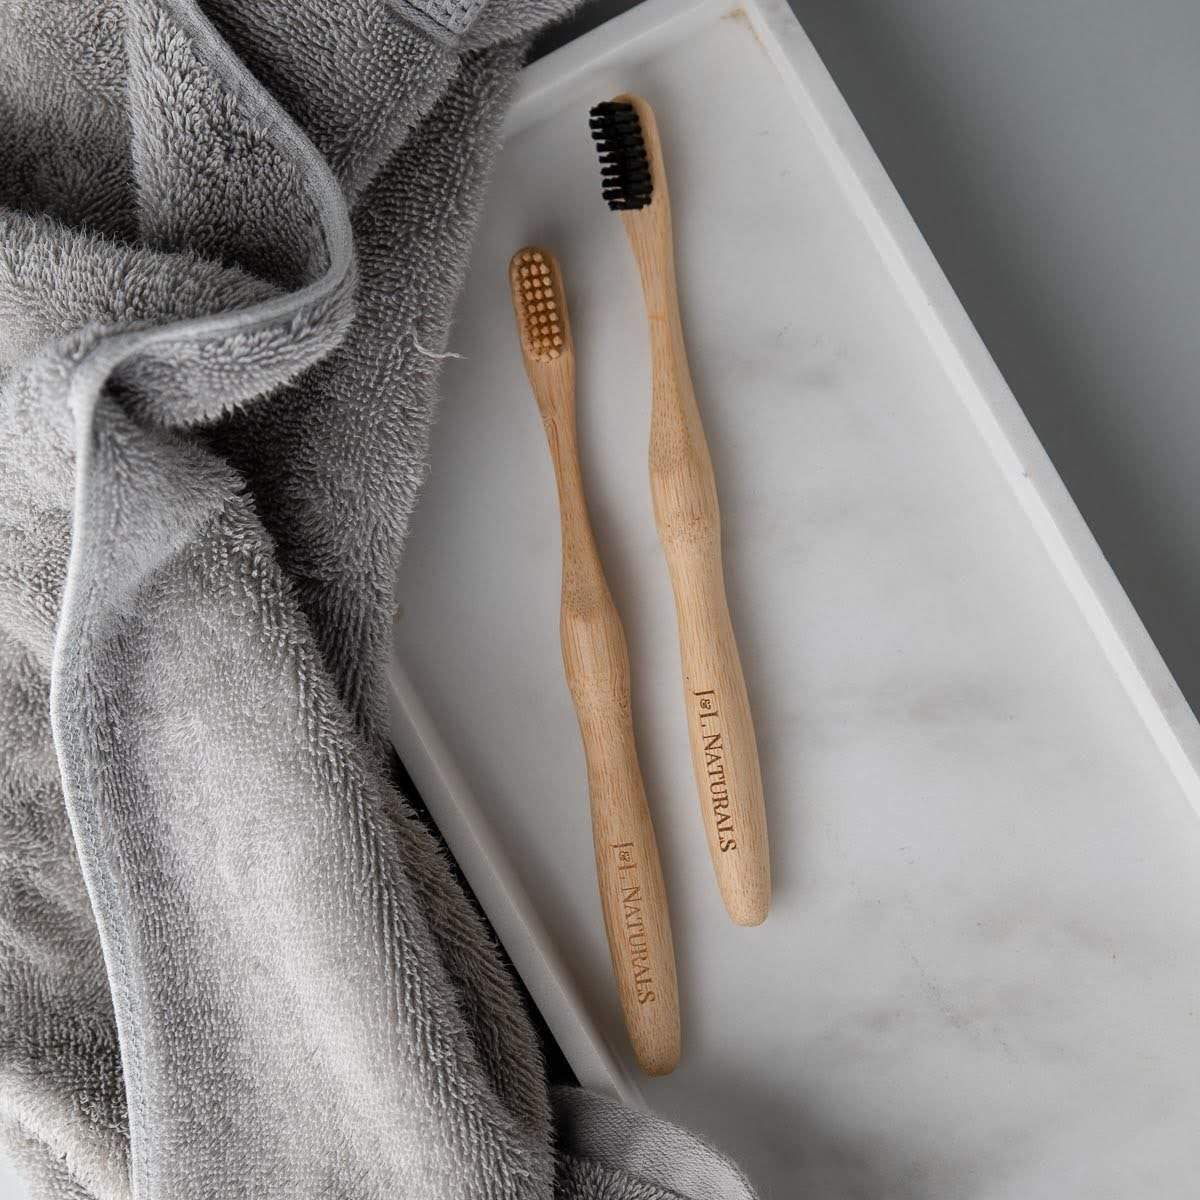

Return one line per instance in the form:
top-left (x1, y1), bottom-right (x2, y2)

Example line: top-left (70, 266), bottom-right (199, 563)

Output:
top-left (658, 505), bottom-right (770, 927)
top-left (574, 703), bottom-right (681, 1078)
top-left (618, 96), bottom-right (771, 926)
top-left (533, 367), bottom-right (681, 1076)
top-left (647, 314), bottom-right (770, 926)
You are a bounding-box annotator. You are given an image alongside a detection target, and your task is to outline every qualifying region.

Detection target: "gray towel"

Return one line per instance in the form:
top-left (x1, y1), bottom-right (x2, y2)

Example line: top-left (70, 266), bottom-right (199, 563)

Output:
top-left (0, 1), bottom-right (758, 1196)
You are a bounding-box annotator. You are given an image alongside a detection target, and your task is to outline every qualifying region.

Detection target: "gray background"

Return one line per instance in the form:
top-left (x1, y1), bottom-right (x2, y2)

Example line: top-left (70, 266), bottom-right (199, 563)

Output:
top-left (3, 1), bottom-right (1196, 1195)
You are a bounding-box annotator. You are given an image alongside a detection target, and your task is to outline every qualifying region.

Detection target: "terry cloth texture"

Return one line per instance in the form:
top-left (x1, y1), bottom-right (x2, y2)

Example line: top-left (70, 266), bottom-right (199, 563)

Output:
top-left (0, 1), bottom-right (760, 1198)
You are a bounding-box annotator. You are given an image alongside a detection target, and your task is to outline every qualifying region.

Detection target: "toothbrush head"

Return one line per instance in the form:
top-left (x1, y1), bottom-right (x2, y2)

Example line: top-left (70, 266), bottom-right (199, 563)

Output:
top-left (509, 247), bottom-right (570, 364)
top-left (589, 98), bottom-right (653, 211)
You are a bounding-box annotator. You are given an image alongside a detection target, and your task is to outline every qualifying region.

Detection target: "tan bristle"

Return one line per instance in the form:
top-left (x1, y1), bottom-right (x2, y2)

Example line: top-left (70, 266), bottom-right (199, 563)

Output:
top-left (511, 248), bottom-right (567, 363)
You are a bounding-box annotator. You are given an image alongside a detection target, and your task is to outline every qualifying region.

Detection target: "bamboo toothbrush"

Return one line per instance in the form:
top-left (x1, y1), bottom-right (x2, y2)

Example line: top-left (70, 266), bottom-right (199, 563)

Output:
top-left (509, 246), bottom-right (681, 1075)
top-left (589, 96), bottom-right (770, 927)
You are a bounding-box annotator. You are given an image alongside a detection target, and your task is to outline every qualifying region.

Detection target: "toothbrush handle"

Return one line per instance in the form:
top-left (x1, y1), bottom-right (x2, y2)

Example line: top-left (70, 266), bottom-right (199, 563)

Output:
top-left (540, 393), bottom-right (681, 1076)
top-left (658, 521), bottom-right (770, 926)
top-left (573, 696), bottom-right (681, 1078)
top-left (648, 304), bottom-right (771, 927)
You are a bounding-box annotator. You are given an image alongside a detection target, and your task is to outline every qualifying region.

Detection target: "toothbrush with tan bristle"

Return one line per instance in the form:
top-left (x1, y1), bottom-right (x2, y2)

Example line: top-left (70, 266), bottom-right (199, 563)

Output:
top-left (509, 246), bottom-right (681, 1076)
top-left (589, 96), bottom-right (771, 927)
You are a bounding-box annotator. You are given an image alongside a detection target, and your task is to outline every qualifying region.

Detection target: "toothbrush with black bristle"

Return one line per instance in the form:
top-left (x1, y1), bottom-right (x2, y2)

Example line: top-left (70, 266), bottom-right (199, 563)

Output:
top-left (589, 95), bottom-right (771, 927)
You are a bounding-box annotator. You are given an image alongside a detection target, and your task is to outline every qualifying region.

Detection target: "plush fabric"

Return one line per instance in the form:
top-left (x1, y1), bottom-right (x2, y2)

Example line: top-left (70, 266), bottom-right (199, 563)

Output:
top-left (0, 1), bottom-right (757, 1197)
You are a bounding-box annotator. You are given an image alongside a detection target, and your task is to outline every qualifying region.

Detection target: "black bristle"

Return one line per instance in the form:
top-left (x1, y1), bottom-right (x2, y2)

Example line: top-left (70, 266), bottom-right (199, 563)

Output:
top-left (588, 100), bottom-right (653, 211)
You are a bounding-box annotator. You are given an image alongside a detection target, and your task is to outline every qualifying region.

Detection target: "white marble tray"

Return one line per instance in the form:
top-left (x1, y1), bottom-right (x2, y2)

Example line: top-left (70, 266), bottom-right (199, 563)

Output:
top-left (388, 0), bottom-right (1200, 1194)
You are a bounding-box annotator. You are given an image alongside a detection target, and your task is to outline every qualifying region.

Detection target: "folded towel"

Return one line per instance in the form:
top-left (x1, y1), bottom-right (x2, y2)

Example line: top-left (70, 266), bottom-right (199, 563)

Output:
top-left (0, 1), bottom-right (758, 1196)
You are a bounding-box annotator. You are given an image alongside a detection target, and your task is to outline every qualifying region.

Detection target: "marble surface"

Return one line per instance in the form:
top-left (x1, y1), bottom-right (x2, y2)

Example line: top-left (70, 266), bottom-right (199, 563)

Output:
top-left (391, 2), bottom-right (1200, 1195)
